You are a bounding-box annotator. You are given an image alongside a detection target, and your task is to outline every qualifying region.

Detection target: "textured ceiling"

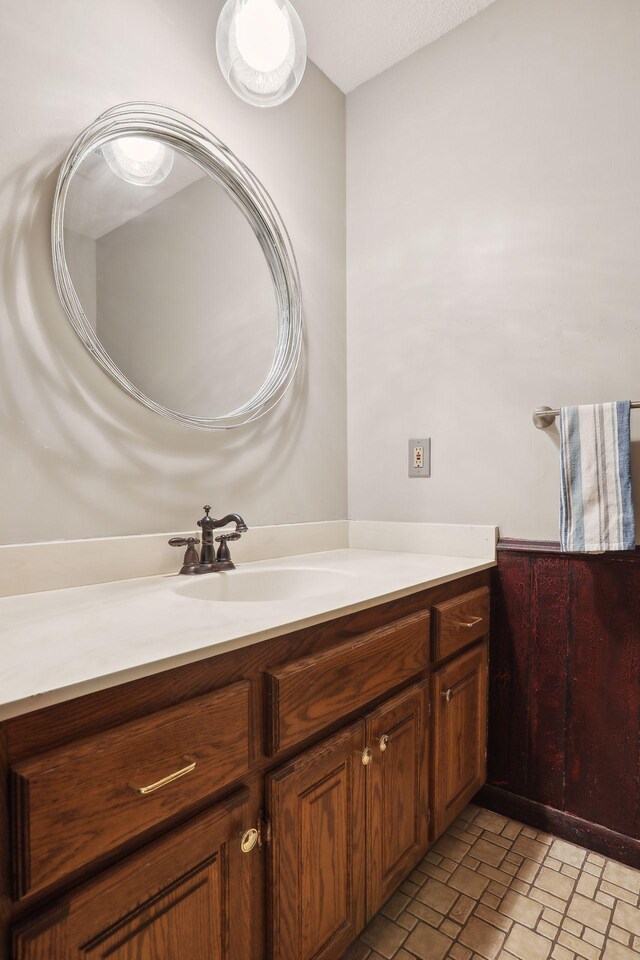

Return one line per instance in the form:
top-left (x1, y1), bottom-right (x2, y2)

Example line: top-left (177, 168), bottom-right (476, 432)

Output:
top-left (294, 0), bottom-right (498, 93)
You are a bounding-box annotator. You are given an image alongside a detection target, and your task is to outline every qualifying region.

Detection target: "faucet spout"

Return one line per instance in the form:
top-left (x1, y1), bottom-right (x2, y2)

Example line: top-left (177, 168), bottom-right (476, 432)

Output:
top-left (214, 514), bottom-right (248, 534)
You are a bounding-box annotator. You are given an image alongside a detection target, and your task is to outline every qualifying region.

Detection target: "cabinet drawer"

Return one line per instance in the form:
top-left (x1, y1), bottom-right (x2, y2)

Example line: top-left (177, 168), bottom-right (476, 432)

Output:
top-left (266, 611), bottom-right (429, 754)
top-left (432, 587), bottom-right (489, 662)
top-left (11, 681), bottom-right (251, 899)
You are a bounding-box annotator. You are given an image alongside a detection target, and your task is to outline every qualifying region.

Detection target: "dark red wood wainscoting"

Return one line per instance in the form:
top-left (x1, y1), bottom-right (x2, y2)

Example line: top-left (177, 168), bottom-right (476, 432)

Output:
top-left (477, 539), bottom-right (640, 869)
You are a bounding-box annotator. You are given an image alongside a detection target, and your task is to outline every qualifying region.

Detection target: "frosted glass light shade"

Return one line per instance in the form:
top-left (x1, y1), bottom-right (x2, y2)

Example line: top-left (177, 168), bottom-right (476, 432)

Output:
top-left (101, 136), bottom-right (174, 186)
top-left (216, 0), bottom-right (307, 108)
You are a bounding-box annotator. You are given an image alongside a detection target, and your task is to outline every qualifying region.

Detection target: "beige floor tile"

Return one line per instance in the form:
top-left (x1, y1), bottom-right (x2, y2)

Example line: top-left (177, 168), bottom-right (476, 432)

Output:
top-left (449, 865), bottom-right (490, 899)
top-left (512, 836), bottom-right (549, 863)
top-left (475, 810), bottom-right (509, 835)
top-left (504, 923), bottom-right (552, 960)
top-left (603, 942), bottom-right (639, 959)
top-left (451, 894), bottom-right (476, 924)
top-left (603, 862), bottom-right (640, 896)
top-left (529, 887), bottom-right (569, 914)
top-left (597, 892), bottom-right (616, 908)
top-left (407, 900), bottom-right (443, 927)
top-left (567, 892), bottom-right (611, 933)
top-left (395, 910), bottom-right (418, 931)
top-left (340, 808), bottom-right (640, 960)
top-left (517, 858), bottom-right (542, 882)
top-left (487, 832), bottom-right (512, 851)
top-left (535, 866), bottom-right (575, 900)
top-left (583, 927), bottom-right (604, 948)
top-left (550, 945), bottom-right (573, 960)
top-left (478, 864), bottom-right (516, 888)
top-left (575, 874), bottom-right (598, 899)
top-left (450, 945), bottom-right (473, 960)
top-left (341, 942), bottom-right (371, 960)
top-left (613, 901), bottom-right (640, 937)
top-left (609, 925), bottom-right (631, 946)
top-left (602, 881), bottom-right (639, 906)
top-left (500, 890), bottom-right (544, 929)
top-left (403, 921), bottom-right (451, 960)
top-left (381, 891), bottom-right (410, 921)
top-left (562, 917), bottom-right (582, 937)
top-left (441, 918), bottom-right (462, 938)
top-left (543, 907), bottom-right (564, 926)
top-left (434, 834), bottom-right (472, 863)
top-left (537, 919), bottom-right (559, 939)
top-left (459, 917), bottom-right (506, 960)
top-left (360, 916), bottom-right (407, 959)
top-left (556, 930), bottom-right (600, 960)
top-left (473, 838), bottom-right (508, 868)
top-left (416, 877), bottom-right (458, 914)
top-left (476, 904), bottom-right (513, 933)
top-left (548, 840), bottom-right (586, 868)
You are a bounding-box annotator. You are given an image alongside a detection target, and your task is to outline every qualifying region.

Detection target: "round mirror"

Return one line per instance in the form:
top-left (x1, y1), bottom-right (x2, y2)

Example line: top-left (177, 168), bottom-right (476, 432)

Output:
top-left (52, 103), bottom-right (302, 429)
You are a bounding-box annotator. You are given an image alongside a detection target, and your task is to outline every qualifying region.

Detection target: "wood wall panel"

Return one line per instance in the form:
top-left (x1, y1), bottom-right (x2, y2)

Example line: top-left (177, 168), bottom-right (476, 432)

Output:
top-left (528, 555), bottom-right (569, 809)
top-left (486, 540), bottom-right (640, 864)
top-left (565, 557), bottom-right (640, 837)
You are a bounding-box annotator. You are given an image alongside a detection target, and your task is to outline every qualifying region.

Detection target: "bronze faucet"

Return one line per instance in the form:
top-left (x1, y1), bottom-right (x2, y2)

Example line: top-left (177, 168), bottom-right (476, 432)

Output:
top-left (169, 505), bottom-right (248, 574)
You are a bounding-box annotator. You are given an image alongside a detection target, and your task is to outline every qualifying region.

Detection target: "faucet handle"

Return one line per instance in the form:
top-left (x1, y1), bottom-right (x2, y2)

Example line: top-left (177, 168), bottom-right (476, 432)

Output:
top-left (215, 532), bottom-right (241, 567)
top-left (169, 537), bottom-right (200, 571)
top-left (214, 533), bottom-right (241, 544)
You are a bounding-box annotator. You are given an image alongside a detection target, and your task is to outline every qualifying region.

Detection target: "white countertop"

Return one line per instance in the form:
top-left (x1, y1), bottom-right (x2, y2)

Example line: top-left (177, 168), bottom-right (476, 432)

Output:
top-left (0, 548), bottom-right (495, 721)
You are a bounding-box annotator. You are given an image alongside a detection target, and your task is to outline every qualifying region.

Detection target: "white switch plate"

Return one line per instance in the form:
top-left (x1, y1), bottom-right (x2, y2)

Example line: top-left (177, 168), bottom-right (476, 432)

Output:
top-left (408, 438), bottom-right (431, 478)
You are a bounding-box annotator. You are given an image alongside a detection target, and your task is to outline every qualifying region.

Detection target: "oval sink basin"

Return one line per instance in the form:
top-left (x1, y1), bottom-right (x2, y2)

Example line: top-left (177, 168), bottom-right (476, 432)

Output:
top-left (175, 567), bottom-right (351, 603)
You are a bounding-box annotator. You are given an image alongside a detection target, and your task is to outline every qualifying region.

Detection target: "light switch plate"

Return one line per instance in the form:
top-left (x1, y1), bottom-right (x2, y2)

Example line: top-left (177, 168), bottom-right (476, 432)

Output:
top-left (408, 438), bottom-right (431, 478)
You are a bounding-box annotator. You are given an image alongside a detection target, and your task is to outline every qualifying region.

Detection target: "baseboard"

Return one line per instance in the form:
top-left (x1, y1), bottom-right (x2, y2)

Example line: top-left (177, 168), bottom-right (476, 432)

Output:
top-left (476, 785), bottom-right (640, 870)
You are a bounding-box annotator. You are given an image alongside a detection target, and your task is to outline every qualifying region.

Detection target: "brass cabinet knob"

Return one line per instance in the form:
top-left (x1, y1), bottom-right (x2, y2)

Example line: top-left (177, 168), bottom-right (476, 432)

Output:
top-left (361, 747), bottom-right (373, 766)
top-left (240, 828), bottom-right (259, 853)
top-left (442, 688), bottom-right (453, 703)
top-left (378, 735), bottom-right (389, 752)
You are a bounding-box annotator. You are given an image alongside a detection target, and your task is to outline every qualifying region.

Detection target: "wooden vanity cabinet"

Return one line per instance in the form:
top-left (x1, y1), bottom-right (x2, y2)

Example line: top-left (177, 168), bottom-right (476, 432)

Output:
top-left (431, 642), bottom-right (488, 837)
top-left (1, 569), bottom-right (491, 960)
top-left (12, 789), bottom-right (256, 960)
top-left (267, 681), bottom-right (429, 960)
top-left (267, 721), bottom-right (367, 960)
top-left (365, 681), bottom-right (429, 918)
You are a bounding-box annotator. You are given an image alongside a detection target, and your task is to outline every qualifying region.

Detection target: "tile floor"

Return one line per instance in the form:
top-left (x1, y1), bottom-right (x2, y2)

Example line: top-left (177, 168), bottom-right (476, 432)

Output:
top-left (341, 804), bottom-right (640, 960)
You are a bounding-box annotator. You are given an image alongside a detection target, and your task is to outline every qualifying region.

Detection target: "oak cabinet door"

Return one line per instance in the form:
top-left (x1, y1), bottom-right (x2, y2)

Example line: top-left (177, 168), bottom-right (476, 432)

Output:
top-left (13, 789), bottom-right (257, 960)
top-left (267, 721), bottom-right (366, 960)
top-left (365, 682), bottom-right (429, 919)
top-left (432, 643), bottom-right (488, 838)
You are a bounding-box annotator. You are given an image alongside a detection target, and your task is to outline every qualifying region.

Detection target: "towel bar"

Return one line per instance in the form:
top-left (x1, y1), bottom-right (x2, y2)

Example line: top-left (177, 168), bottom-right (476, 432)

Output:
top-left (533, 403), bottom-right (640, 429)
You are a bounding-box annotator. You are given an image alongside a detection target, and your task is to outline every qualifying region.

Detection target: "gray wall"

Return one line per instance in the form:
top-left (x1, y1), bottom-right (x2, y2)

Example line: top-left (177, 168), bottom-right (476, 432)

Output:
top-left (0, 0), bottom-right (347, 544)
top-left (347, 0), bottom-right (640, 541)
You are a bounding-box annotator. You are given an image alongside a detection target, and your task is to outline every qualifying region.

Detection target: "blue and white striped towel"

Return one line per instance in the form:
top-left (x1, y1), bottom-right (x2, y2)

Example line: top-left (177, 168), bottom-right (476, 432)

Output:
top-left (559, 402), bottom-right (635, 553)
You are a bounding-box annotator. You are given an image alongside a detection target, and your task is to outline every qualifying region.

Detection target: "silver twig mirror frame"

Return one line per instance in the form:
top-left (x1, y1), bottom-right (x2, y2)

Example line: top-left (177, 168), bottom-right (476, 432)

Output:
top-left (51, 102), bottom-right (303, 430)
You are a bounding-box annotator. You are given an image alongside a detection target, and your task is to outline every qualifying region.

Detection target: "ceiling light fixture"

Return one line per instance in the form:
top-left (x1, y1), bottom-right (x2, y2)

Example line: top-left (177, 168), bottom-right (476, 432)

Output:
top-left (216, 0), bottom-right (307, 108)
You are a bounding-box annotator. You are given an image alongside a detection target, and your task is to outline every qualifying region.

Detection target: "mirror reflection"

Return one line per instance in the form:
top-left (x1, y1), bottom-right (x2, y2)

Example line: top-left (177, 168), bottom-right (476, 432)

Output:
top-left (63, 136), bottom-right (278, 419)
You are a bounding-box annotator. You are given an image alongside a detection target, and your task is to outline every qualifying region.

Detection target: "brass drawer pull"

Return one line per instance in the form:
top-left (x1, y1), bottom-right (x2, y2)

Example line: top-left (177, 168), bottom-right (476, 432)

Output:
top-left (453, 615), bottom-right (483, 628)
top-left (129, 756), bottom-right (197, 795)
top-left (442, 689), bottom-right (453, 703)
top-left (378, 735), bottom-right (389, 752)
top-left (361, 747), bottom-right (373, 766)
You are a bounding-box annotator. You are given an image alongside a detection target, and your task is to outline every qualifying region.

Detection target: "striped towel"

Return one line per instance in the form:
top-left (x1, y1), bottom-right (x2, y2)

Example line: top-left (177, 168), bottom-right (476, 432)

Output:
top-left (560, 402), bottom-right (635, 552)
